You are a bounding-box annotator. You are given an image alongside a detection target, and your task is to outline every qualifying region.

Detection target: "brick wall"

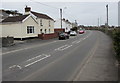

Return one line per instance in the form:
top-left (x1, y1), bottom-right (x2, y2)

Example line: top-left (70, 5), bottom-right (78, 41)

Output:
top-left (38, 33), bottom-right (58, 40)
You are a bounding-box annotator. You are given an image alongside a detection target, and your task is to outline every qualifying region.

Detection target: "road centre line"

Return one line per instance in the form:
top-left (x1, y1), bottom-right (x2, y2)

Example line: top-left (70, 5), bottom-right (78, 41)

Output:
top-left (72, 41), bottom-right (78, 44)
top-left (26, 54), bottom-right (43, 62)
top-left (60, 45), bottom-right (72, 51)
top-left (3, 31), bottom-right (92, 55)
top-left (24, 54), bottom-right (51, 68)
top-left (55, 45), bottom-right (68, 51)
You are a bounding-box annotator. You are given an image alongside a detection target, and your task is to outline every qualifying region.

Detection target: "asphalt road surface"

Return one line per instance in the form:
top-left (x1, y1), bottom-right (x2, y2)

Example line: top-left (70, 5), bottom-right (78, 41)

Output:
top-left (2, 30), bottom-right (113, 81)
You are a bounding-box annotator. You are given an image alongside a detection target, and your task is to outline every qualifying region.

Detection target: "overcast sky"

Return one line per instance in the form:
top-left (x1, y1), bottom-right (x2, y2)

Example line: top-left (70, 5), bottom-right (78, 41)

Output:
top-left (0, 0), bottom-right (119, 26)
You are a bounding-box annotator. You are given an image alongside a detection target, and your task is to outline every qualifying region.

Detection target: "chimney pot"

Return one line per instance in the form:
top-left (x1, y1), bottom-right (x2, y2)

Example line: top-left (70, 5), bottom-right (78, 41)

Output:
top-left (25, 6), bottom-right (31, 12)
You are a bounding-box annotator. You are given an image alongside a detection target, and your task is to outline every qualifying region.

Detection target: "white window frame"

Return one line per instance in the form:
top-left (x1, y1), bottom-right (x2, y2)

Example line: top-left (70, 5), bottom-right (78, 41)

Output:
top-left (49, 20), bottom-right (51, 27)
top-left (27, 26), bottom-right (34, 34)
top-left (40, 19), bottom-right (43, 26)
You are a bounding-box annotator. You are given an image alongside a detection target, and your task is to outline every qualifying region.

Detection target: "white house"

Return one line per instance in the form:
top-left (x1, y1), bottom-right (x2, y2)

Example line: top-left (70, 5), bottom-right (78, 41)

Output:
top-left (0, 14), bottom-right (39, 39)
top-left (0, 6), bottom-right (55, 40)
top-left (54, 18), bottom-right (72, 32)
top-left (24, 6), bottom-right (54, 34)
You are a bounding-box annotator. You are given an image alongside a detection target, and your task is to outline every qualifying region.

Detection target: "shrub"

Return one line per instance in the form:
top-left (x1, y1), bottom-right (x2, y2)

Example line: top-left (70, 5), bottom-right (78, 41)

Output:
top-left (113, 29), bottom-right (120, 61)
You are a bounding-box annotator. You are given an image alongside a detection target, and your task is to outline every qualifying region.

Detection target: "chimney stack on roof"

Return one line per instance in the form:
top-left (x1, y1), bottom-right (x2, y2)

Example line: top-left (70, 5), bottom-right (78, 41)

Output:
top-left (25, 6), bottom-right (31, 15)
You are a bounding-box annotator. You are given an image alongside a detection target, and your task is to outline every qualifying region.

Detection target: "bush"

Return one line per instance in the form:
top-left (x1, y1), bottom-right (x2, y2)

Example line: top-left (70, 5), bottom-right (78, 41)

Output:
top-left (113, 29), bottom-right (120, 61)
top-left (98, 28), bottom-right (120, 61)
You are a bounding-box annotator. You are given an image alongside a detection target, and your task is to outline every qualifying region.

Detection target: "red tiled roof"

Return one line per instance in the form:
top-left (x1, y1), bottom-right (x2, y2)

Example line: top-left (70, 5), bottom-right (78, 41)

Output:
top-left (2, 14), bottom-right (29, 23)
top-left (31, 11), bottom-right (54, 20)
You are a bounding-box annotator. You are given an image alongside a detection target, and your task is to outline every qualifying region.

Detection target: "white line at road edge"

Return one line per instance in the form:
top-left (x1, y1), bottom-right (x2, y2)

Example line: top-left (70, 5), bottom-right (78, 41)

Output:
top-left (24, 55), bottom-right (51, 68)
top-left (2, 41), bottom-right (57, 55)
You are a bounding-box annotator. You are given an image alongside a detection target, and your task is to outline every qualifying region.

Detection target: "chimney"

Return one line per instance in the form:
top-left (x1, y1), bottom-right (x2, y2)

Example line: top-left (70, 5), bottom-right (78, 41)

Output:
top-left (24, 6), bottom-right (31, 15)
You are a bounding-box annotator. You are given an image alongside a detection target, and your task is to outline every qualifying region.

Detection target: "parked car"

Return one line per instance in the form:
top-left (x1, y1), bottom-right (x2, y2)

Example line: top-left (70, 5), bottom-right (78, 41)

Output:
top-left (59, 32), bottom-right (69, 40)
top-left (70, 31), bottom-right (77, 36)
top-left (79, 30), bottom-right (85, 34)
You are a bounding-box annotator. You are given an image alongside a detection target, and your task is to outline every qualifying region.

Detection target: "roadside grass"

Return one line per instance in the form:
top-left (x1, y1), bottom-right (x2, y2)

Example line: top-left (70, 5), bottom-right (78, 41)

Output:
top-left (87, 27), bottom-right (120, 63)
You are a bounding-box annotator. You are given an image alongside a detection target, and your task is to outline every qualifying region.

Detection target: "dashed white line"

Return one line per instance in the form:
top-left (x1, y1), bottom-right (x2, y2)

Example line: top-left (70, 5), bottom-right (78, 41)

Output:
top-left (26, 55), bottom-right (42, 62)
top-left (60, 45), bottom-right (72, 51)
top-left (55, 45), bottom-right (68, 51)
top-left (24, 55), bottom-right (51, 68)
top-left (72, 41), bottom-right (78, 44)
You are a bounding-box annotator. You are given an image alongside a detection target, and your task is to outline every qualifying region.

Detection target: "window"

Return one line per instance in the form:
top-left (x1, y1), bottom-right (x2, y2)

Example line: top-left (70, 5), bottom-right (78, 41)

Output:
top-left (66, 27), bottom-right (68, 30)
top-left (27, 26), bottom-right (34, 34)
top-left (49, 29), bottom-right (50, 33)
top-left (45, 29), bottom-right (47, 33)
top-left (40, 19), bottom-right (43, 26)
top-left (49, 20), bottom-right (51, 27)
top-left (40, 29), bottom-right (42, 33)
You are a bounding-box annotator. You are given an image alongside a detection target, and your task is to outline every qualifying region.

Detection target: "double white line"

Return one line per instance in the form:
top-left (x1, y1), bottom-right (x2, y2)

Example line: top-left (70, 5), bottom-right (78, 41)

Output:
top-left (25, 54), bottom-right (51, 67)
top-left (9, 54), bottom-right (51, 69)
top-left (55, 44), bottom-right (72, 51)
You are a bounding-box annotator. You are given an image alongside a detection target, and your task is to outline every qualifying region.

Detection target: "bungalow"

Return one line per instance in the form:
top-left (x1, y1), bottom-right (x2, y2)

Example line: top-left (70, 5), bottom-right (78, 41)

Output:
top-left (54, 18), bottom-right (72, 33)
top-left (0, 6), bottom-right (55, 40)
top-left (0, 14), bottom-right (39, 40)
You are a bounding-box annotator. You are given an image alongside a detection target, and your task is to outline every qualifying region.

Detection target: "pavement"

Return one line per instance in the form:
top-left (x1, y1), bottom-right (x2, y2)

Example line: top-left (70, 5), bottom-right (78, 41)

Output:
top-left (73, 31), bottom-right (118, 81)
top-left (2, 30), bottom-right (118, 82)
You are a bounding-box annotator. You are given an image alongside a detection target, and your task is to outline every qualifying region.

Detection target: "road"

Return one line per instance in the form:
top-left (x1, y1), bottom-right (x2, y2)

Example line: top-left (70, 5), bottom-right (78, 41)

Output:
top-left (2, 30), bottom-right (112, 81)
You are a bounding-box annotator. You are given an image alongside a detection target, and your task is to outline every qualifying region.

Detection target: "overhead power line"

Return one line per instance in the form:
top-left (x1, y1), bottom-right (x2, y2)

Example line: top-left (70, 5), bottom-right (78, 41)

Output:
top-left (29, 0), bottom-right (59, 9)
top-left (28, 0), bottom-right (80, 23)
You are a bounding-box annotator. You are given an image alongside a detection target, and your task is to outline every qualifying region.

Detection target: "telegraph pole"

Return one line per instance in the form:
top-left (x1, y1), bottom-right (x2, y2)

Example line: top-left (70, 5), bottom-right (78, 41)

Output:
top-left (98, 18), bottom-right (99, 27)
top-left (60, 8), bottom-right (62, 29)
top-left (106, 4), bottom-right (108, 27)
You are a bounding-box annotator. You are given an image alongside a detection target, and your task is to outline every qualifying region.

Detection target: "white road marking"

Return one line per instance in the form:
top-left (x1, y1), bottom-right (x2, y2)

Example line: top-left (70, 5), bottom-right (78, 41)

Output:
top-left (60, 45), bottom-right (73, 51)
top-left (9, 65), bottom-right (22, 69)
top-left (9, 65), bottom-right (17, 69)
top-left (2, 40), bottom-right (57, 55)
top-left (24, 54), bottom-right (51, 68)
top-left (76, 40), bottom-right (82, 44)
top-left (55, 45), bottom-right (68, 51)
top-left (26, 55), bottom-right (42, 62)
top-left (16, 65), bottom-right (22, 69)
top-left (72, 41), bottom-right (78, 44)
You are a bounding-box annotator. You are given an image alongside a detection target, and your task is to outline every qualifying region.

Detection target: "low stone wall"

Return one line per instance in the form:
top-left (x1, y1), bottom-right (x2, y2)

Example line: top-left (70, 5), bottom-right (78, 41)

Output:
top-left (2, 37), bottom-right (14, 47)
top-left (38, 33), bottom-right (58, 40)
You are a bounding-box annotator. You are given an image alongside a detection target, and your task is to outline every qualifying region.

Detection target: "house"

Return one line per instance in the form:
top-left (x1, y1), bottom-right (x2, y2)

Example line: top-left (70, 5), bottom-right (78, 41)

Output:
top-left (0, 6), bottom-right (56, 40)
top-left (0, 10), bottom-right (9, 22)
top-left (0, 14), bottom-right (39, 40)
top-left (54, 18), bottom-right (72, 33)
top-left (24, 6), bottom-right (54, 34)
top-left (0, 9), bottom-right (22, 22)
top-left (72, 20), bottom-right (78, 28)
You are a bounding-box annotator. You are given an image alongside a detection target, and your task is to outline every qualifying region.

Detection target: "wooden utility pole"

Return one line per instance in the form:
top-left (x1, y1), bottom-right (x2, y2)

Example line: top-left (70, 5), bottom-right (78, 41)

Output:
top-left (60, 8), bottom-right (62, 29)
top-left (98, 18), bottom-right (99, 27)
top-left (106, 4), bottom-right (108, 27)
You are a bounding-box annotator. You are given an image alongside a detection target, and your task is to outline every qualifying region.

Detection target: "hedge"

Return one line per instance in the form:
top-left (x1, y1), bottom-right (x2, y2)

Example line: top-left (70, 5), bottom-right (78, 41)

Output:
top-left (88, 28), bottom-right (120, 61)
